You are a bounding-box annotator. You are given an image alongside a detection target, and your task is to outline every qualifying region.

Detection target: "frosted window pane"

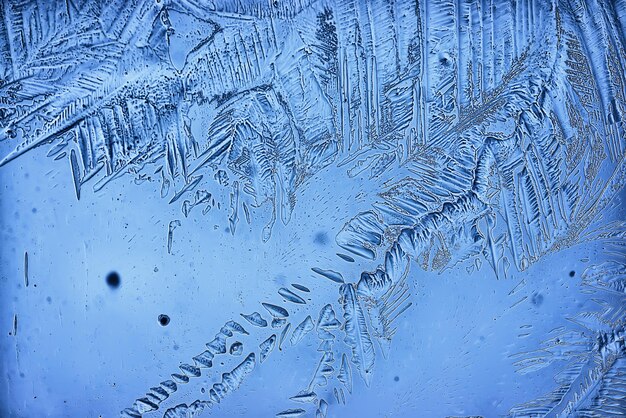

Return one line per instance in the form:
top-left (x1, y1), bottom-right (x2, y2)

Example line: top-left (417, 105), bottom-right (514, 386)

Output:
top-left (1, 1), bottom-right (625, 417)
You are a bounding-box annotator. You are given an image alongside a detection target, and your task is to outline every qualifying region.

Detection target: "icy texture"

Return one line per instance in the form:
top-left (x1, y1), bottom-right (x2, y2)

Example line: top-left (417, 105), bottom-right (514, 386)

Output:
top-left (0, 0), bottom-right (625, 417)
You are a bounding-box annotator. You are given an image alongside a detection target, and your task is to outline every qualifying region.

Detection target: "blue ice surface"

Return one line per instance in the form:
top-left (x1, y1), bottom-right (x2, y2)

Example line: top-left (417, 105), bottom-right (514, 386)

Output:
top-left (0, 1), bottom-right (625, 417)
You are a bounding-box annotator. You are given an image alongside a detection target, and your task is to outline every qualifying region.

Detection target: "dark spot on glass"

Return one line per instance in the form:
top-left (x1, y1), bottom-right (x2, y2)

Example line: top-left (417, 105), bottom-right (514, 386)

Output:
top-left (569, 270), bottom-right (575, 277)
top-left (106, 271), bottom-right (121, 288)
top-left (314, 231), bottom-right (329, 246)
top-left (531, 292), bottom-right (544, 307)
top-left (46, 296), bottom-right (52, 303)
top-left (394, 376), bottom-right (399, 382)
top-left (158, 314), bottom-right (170, 326)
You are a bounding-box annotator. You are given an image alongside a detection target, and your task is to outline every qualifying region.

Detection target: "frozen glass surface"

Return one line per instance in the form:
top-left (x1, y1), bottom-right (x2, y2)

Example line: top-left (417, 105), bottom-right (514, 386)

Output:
top-left (0, 1), bottom-right (625, 417)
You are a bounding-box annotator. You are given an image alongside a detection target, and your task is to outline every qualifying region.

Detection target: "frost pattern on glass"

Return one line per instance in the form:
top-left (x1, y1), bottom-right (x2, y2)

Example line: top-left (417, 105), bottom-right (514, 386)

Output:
top-left (0, 0), bottom-right (625, 417)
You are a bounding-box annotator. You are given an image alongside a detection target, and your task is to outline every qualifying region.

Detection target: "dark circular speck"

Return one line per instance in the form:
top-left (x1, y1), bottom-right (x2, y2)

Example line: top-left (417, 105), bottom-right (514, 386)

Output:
top-left (158, 314), bottom-right (170, 326)
top-left (313, 231), bottom-right (329, 246)
top-left (106, 271), bottom-right (121, 288)
top-left (394, 376), bottom-right (399, 382)
top-left (569, 270), bottom-right (575, 277)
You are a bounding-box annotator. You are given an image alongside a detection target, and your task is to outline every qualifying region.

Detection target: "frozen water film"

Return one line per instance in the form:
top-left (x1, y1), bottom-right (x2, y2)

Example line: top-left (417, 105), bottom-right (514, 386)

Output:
top-left (0, 0), bottom-right (625, 417)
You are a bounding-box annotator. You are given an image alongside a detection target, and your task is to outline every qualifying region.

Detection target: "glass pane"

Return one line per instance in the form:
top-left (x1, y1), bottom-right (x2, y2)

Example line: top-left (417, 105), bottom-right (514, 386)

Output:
top-left (1, 1), bottom-right (624, 417)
